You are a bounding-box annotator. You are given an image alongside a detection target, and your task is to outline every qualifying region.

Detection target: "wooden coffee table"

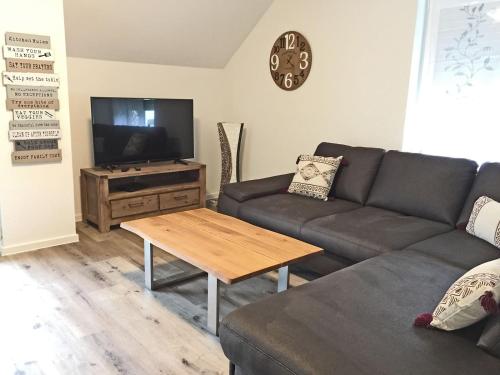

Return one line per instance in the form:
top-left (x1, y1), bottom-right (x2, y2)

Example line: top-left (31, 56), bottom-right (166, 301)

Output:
top-left (120, 208), bottom-right (322, 335)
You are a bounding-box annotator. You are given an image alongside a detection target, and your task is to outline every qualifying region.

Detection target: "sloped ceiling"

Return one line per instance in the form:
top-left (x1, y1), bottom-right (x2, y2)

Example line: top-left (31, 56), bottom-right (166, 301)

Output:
top-left (63, 0), bottom-right (273, 68)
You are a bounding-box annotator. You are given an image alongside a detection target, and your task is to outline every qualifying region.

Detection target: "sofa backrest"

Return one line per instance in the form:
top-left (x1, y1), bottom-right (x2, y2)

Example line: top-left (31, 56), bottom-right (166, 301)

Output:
top-left (314, 142), bottom-right (385, 204)
top-left (366, 151), bottom-right (478, 225)
top-left (457, 162), bottom-right (500, 226)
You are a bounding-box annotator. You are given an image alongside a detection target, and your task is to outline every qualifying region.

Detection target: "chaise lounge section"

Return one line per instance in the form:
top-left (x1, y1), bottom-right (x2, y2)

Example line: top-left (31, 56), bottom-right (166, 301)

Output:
top-left (217, 143), bottom-right (500, 374)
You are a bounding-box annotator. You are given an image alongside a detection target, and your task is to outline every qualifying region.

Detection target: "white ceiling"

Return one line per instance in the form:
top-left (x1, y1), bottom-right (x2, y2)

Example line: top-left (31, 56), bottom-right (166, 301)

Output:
top-left (63, 0), bottom-right (273, 68)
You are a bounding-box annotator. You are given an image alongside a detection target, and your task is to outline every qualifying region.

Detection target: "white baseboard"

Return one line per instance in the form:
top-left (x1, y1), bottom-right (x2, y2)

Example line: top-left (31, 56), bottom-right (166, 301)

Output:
top-left (0, 233), bottom-right (80, 256)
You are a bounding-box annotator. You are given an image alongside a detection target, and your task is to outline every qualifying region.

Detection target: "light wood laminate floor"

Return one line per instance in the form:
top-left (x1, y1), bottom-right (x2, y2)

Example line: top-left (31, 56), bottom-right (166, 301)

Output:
top-left (0, 222), bottom-right (306, 375)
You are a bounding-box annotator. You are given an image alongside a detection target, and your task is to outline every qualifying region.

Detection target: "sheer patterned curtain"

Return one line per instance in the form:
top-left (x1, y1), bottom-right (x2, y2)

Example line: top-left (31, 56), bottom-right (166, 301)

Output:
top-left (404, 0), bottom-right (500, 164)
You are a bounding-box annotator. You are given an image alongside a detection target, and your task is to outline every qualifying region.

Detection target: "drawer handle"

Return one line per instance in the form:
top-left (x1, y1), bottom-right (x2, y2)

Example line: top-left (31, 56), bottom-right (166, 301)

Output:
top-left (128, 202), bottom-right (145, 208)
top-left (174, 195), bottom-right (188, 200)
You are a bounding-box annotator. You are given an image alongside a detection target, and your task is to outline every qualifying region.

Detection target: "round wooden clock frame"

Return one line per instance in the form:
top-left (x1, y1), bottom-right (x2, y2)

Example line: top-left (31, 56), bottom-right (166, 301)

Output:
top-left (269, 31), bottom-right (312, 91)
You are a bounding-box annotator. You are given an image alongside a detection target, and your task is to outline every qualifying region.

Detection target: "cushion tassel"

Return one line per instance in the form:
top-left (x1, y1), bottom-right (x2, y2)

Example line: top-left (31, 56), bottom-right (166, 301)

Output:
top-left (480, 291), bottom-right (498, 314)
top-left (414, 313), bottom-right (433, 327)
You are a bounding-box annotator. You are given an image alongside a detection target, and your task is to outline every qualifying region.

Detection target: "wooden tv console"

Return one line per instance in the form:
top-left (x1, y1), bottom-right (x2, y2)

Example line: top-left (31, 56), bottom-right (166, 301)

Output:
top-left (80, 161), bottom-right (206, 233)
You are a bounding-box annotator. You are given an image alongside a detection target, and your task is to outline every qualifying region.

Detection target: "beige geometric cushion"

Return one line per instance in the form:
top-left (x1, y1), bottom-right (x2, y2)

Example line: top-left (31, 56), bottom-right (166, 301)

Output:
top-left (466, 196), bottom-right (500, 249)
top-left (288, 155), bottom-right (343, 201)
top-left (430, 258), bottom-right (500, 331)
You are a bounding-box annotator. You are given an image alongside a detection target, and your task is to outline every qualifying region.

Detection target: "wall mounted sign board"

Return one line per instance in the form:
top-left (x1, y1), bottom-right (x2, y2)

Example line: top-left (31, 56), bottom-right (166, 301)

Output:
top-left (6, 86), bottom-right (58, 100)
top-left (15, 139), bottom-right (58, 151)
top-left (13, 109), bottom-right (56, 121)
top-left (7, 98), bottom-right (59, 110)
top-left (5, 32), bottom-right (51, 48)
top-left (9, 120), bottom-right (60, 130)
top-left (3, 72), bottom-right (59, 87)
top-left (9, 129), bottom-right (61, 140)
top-left (12, 149), bottom-right (62, 164)
top-left (4, 32), bottom-right (61, 165)
top-left (6, 59), bottom-right (54, 73)
top-left (2, 45), bottom-right (54, 61)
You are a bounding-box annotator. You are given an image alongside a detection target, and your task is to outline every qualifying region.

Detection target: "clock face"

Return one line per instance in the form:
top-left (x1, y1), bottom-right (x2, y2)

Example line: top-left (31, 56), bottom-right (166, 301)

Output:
top-left (269, 31), bottom-right (312, 91)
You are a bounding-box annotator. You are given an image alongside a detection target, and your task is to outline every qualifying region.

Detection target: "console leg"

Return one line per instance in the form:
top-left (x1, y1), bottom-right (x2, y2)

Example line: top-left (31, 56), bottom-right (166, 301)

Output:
top-left (229, 362), bottom-right (236, 375)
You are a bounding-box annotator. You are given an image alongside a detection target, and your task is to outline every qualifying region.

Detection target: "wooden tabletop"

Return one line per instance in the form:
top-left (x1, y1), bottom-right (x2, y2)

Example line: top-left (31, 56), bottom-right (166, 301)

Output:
top-left (120, 208), bottom-right (323, 284)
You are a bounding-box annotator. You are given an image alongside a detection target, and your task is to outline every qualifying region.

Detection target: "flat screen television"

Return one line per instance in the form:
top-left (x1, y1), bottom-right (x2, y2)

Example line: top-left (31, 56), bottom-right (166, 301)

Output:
top-left (90, 97), bottom-right (194, 166)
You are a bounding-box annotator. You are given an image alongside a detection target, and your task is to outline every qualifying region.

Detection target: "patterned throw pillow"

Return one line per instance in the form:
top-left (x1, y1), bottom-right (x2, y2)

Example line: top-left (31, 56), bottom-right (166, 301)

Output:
top-left (288, 155), bottom-right (343, 201)
top-left (414, 258), bottom-right (500, 331)
top-left (466, 196), bottom-right (500, 249)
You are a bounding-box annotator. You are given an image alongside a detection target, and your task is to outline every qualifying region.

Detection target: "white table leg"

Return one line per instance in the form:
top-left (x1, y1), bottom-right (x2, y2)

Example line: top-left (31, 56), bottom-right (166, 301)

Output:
top-left (144, 240), bottom-right (153, 290)
top-left (143, 240), bottom-right (205, 290)
top-left (278, 266), bottom-right (289, 292)
top-left (207, 274), bottom-right (220, 336)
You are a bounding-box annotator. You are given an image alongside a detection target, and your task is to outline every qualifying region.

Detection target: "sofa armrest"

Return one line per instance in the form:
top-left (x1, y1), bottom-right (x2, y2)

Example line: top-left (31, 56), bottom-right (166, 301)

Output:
top-left (223, 173), bottom-right (294, 203)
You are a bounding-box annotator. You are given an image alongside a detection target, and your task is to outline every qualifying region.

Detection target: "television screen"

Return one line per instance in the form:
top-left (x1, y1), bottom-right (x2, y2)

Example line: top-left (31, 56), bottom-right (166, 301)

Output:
top-left (90, 97), bottom-right (194, 166)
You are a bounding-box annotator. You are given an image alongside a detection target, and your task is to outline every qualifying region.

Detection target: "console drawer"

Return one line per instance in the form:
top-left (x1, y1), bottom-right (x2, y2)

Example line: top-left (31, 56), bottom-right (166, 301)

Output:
top-left (111, 195), bottom-right (159, 219)
top-left (160, 188), bottom-right (199, 210)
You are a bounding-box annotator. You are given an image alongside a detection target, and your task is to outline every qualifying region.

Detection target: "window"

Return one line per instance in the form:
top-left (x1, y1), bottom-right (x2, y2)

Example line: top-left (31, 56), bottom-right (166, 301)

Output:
top-left (404, 0), bottom-right (500, 164)
top-left (145, 110), bottom-right (155, 127)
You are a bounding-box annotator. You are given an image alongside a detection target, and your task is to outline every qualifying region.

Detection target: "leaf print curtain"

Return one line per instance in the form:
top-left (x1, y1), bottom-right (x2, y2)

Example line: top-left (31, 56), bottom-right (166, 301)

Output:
top-left (404, 0), bottom-right (500, 164)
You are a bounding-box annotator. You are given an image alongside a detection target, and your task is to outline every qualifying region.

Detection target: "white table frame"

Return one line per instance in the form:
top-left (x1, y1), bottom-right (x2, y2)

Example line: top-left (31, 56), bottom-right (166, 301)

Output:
top-left (143, 240), bottom-right (290, 335)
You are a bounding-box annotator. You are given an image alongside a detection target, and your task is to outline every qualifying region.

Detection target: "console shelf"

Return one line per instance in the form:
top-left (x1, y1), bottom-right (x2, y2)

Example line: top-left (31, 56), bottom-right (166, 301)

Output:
top-left (80, 161), bottom-right (206, 232)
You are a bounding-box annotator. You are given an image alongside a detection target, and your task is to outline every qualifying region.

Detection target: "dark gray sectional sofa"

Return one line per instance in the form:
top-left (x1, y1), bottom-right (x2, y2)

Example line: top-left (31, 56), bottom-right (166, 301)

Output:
top-left (217, 142), bottom-right (500, 375)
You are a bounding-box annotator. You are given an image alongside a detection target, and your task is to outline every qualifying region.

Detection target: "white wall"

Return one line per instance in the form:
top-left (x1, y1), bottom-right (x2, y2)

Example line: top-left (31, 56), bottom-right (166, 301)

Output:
top-left (67, 57), bottom-right (226, 219)
top-left (0, 0), bottom-right (78, 254)
top-left (0, 0), bottom-right (422, 253)
top-left (67, 0), bottom-right (420, 221)
top-left (225, 0), bottom-right (419, 180)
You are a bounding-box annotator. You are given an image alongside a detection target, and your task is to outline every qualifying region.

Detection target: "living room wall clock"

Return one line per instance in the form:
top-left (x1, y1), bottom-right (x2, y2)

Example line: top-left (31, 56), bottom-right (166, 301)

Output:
top-left (269, 31), bottom-right (312, 91)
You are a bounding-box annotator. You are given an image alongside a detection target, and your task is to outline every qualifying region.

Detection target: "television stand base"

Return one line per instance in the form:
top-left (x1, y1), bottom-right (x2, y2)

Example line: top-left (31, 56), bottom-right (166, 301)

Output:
top-left (174, 159), bottom-right (189, 165)
top-left (80, 161), bottom-right (206, 233)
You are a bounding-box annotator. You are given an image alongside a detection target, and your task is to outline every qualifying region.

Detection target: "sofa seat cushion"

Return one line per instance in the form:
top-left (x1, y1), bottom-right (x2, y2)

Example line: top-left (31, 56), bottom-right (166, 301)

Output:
top-left (223, 173), bottom-right (294, 203)
top-left (301, 206), bottom-right (451, 262)
top-left (238, 193), bottom-right (360, 238)
top-left (220, 251), bottom-right (500, 375)
top-left (405, 230), bottom-right (500, 270)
